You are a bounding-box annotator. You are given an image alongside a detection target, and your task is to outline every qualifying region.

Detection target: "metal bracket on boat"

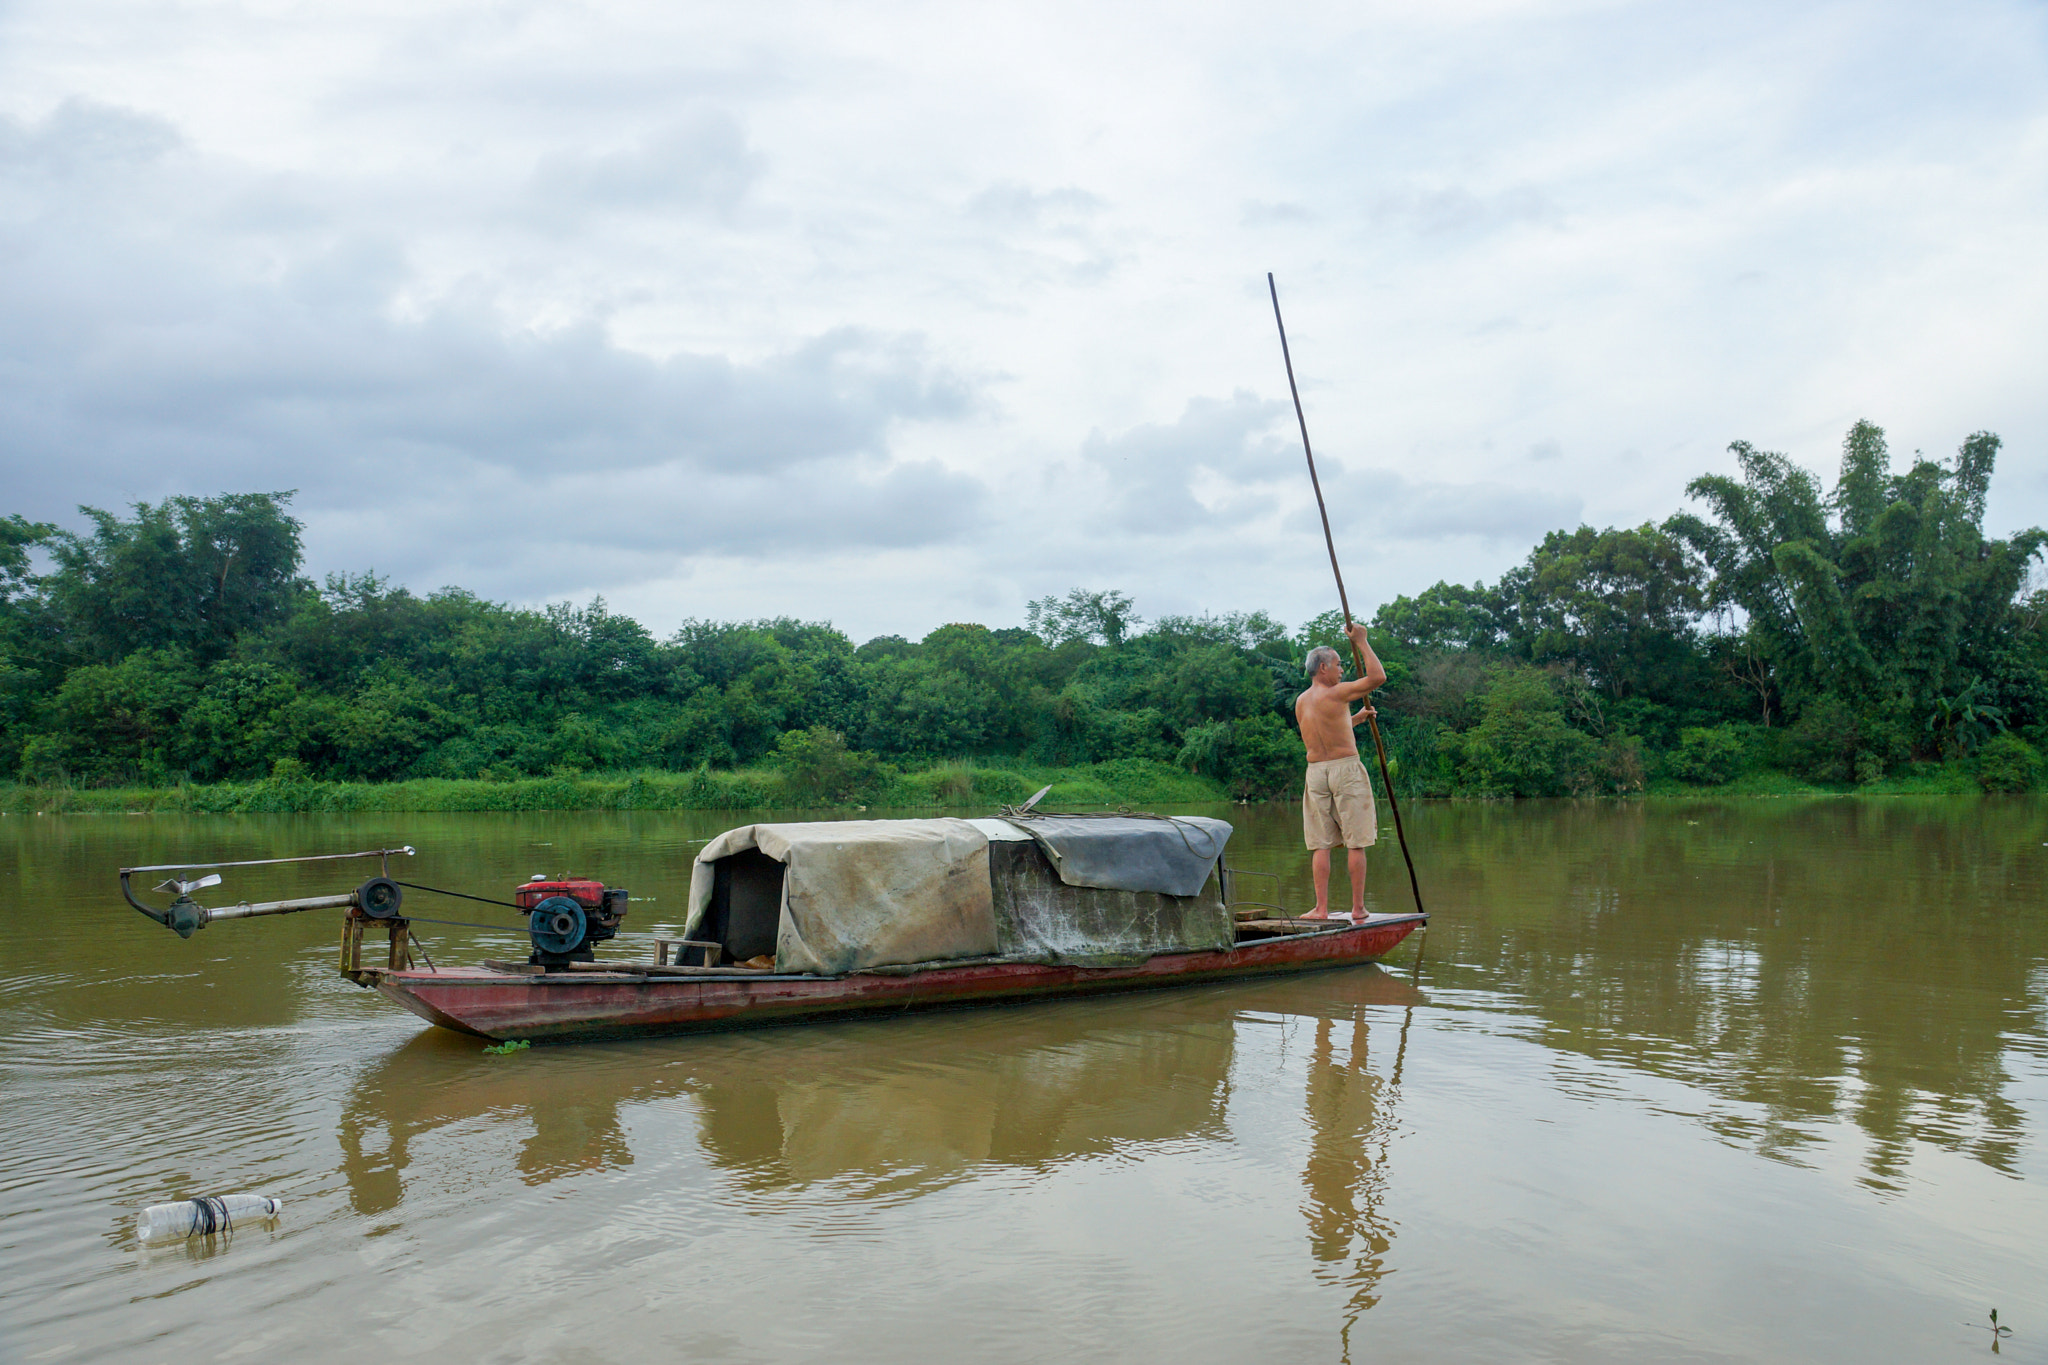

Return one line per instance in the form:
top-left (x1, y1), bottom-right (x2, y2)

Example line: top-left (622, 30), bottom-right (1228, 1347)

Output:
top-left (118, 848), bottom-right (415, 940)
top-left (1221, 861), bottom-right (1291, 921)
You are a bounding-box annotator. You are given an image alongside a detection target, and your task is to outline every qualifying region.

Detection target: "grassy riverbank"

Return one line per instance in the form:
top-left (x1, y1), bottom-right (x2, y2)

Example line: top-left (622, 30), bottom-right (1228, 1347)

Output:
top-left (0, 757), bottom-right (1229, 815)
top-left (1642, 760), bottom-right (1990, 798)
top-left (0, 753), bottom-right (2021, 816)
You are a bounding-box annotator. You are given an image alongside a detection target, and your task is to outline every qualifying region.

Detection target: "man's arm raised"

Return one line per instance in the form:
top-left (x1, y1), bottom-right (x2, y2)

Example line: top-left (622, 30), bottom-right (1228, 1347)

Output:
top-left (1333, 621), bottom-right (1387, 700)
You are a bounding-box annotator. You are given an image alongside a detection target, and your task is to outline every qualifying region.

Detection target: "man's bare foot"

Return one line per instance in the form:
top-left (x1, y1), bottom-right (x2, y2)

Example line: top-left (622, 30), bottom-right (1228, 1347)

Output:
top-left (1348, 909), bottom-right (1369, 923)
top-left (1302, 908), bottom-right (1331, 920)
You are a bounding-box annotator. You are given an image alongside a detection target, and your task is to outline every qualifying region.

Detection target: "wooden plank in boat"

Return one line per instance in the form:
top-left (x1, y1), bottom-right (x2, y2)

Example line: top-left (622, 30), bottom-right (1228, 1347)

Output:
top-left (483, 958), bottom-right (778, 979)
top-left (577, 962), bottom-right (779, 979)
top-left (532, 972), bottom-right (648, 983)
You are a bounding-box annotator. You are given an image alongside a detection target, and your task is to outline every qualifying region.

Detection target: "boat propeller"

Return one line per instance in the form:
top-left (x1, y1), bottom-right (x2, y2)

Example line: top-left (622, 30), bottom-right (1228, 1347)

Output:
top-left (154, 873), bottom-right (221, 897)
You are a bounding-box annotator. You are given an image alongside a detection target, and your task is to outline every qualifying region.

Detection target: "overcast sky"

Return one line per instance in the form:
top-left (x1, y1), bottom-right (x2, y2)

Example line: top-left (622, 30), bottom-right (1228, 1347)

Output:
top-left (3, 0), bottom-right (2044, 643)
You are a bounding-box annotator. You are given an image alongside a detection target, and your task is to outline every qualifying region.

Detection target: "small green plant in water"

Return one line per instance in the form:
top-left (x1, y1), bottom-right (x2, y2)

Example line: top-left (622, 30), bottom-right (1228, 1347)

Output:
top-left (1986, 1308), bottom-right (2012, 1351)
top-left (482, 1039), bottom-right (530, 1055)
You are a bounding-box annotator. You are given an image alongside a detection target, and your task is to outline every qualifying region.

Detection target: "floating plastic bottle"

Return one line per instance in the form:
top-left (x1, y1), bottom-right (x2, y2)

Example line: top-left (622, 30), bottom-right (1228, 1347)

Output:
top-left (136, 1194), bottom-right (282, 1241)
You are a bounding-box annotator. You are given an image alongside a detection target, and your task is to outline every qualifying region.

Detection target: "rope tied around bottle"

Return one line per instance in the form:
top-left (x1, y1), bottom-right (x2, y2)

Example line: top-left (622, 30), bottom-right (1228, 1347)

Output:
top-left (189, 1196), bottom-right (232, 1236)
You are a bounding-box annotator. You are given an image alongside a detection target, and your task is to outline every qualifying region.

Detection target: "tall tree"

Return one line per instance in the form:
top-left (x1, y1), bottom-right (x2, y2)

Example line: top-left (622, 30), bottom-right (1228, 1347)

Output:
top-left (1508, 523), bottom-right (1707, 701)
top-left (1671, 422), bottom-right (2046, 752)
top-left (0, 515), bottom-right (62, 771)
top-left (1667, 440), bottom-right (1832, 704)
top-left (46, 492), bottom-right (307, 663)
top-left (1368, 582), bottom-right (1510, 655)
top-left (1026, 588), bottom-right (1141, 646)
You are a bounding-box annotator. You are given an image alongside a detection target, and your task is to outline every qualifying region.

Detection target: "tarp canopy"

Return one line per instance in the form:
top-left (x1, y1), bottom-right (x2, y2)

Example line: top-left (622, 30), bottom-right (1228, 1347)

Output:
top-left (1003, 815), bottom-right (1232, 897)
top-left (686, 815), bottom-right (1237, 975)
top-left (686, 819), bottom-right (996, 975)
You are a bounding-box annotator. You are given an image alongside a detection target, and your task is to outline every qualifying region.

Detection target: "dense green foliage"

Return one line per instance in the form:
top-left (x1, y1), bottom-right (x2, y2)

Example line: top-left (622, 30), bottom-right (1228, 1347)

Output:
top-left (2, 420), bottom-right (2042, 805)
top-left (1357, 421), bottom-right (2046, 795)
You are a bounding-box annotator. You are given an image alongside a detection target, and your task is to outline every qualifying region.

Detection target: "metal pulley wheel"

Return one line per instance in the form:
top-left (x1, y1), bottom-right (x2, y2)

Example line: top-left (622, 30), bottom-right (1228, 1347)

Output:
top-left (356, 876), bottom-right (404, 919)
top-left (528, 896), bottom-right (587, 954)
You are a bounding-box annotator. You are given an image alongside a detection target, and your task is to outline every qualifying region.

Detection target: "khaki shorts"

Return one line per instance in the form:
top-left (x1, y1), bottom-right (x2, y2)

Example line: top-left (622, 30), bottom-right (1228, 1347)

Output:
top-left (1303, 757), bottom-right (1378, 850)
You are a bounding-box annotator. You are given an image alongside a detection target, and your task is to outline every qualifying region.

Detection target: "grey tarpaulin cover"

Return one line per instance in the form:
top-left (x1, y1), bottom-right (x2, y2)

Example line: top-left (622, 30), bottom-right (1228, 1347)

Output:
top-left (685, 819), bottom-right (996, 975)
top-left (975, 816), bottom-right (1230, 966)
top-left (1007, 815), bottom-right (1232, 897)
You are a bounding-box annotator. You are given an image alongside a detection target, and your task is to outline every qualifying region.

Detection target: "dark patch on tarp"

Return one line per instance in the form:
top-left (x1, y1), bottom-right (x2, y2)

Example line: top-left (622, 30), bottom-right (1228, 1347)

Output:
top-left (1009, 815), bottom-right (1231, 898)
top-left (989, 839), bottom-right (1232, 965)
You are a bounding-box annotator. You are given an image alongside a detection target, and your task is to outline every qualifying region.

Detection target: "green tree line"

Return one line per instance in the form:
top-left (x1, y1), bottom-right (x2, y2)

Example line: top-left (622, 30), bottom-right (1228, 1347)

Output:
top-left (2, 420), bottom-right (2042, 802)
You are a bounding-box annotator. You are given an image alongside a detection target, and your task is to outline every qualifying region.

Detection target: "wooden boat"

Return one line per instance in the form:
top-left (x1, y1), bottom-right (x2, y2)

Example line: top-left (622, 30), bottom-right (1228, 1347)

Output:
top-left (120, 813), bottom-right (1425, 1044)
top-left (370, 913), bottom-right (1426, 1043)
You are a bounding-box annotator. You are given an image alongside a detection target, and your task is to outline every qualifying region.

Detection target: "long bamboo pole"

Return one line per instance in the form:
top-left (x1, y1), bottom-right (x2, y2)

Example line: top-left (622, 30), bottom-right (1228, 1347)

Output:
top-left (1267, 272), bottom-right (1426, 916)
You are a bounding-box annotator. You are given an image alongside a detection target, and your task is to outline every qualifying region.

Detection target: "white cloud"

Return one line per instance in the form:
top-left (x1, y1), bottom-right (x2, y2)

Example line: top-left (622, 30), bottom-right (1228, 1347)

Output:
top-left (528, 109), bottom-right (764, 219)
top-left (967, 183), bottom-right (1105, 225)
top-left (0, 98), bottom-right (983, 603)
top-left (1078, 392), bottom-right (1290, 530)
top-left (0, 0), bottom-right (2043, 641)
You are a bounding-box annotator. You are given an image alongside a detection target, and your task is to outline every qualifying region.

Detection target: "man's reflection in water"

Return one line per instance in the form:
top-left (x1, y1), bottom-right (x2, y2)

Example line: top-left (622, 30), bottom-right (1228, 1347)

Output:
top-left (1299, 1008), bottom-right (1409, 1363)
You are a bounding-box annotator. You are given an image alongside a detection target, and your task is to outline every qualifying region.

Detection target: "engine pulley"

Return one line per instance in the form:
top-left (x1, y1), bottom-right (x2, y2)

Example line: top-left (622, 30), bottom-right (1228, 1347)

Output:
top-left (528, 896), bottom-right (587, 955)
top-left (356, 877), bottom-right (404, 919)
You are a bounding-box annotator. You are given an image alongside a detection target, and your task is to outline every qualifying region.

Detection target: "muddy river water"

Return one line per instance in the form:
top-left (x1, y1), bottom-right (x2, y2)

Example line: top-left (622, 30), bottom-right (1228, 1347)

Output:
top-left (2, 797), bottom-right (2044, 1363)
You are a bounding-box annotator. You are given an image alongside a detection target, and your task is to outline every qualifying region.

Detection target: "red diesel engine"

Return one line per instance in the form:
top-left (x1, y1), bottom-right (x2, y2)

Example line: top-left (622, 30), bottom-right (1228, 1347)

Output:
top-left (516, 876), bottom-right (629, 966)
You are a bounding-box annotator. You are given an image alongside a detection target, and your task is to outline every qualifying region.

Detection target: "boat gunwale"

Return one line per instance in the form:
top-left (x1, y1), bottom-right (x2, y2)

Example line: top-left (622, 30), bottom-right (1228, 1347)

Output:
top-left (366, 910), bottom-right (1427, 1041)
top-left (367, 912), bottom-right (1429, 989)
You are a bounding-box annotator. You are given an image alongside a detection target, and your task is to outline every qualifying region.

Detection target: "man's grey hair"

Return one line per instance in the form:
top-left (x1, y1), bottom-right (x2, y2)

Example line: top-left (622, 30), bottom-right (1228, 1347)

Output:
top-left (1304, 645), bottom-right (1341, 677)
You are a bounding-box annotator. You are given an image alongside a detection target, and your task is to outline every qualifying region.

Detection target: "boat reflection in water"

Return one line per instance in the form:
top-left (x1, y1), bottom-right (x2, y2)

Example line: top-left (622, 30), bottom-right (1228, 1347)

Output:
top-left (339, 1001), bottom-right (1247, 1213)
top-left (692, 1014), bottom-right (1235, 1200)
top-left (340, 963), bottom-right (1426, 1333)
top-left (340, 1037), bottom-right (661, 1215)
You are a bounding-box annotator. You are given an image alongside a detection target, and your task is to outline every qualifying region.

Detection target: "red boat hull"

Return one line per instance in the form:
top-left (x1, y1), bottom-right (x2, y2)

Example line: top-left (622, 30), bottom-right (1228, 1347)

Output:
top-left (372, 915), bottom-right (1426, 1042)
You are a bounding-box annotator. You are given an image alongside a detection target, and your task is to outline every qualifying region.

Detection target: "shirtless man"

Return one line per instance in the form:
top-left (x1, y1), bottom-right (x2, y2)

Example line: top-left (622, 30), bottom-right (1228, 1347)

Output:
top-left (1295, 621), bottom-right (1386, 921)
